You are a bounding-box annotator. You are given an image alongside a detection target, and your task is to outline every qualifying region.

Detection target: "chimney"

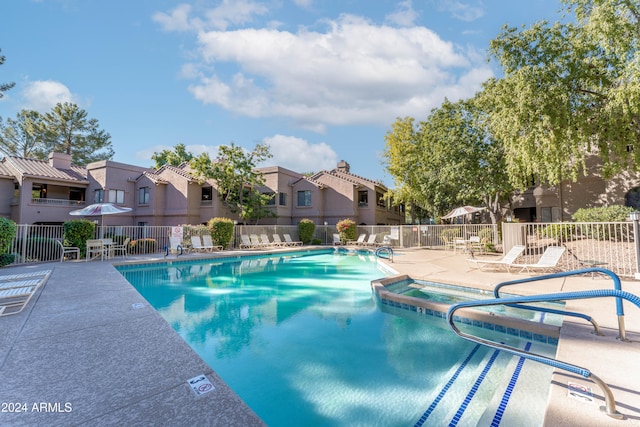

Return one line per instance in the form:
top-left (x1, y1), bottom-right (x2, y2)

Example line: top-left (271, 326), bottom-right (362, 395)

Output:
top-left (336, 160), bottom-right (350, 173)
top-left (49, 152), bottom-right (72, 169)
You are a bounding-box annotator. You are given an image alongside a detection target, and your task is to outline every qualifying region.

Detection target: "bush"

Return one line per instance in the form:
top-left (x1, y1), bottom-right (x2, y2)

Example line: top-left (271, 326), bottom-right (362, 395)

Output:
top-left (336, 218), bottom-right (356, 243)
top-left (440, 228), bottom-right (461, 243)
top-left (130, 238), bottom-right (157, 254)
top-left (536, 223), bottom-right (576, 242)
top-left (0, 217), bottom-right (17, 254)
top-left (207, 217), bottom-right (235, 249)
top-left (311, 238), bottom-right (322, 245)
top-left (297, 219), bottom-right (316, 244)
top-left (0, 253), bottom-right (16, 267)
top-left (573, 206), bottom-right (634, 241)
top-left (63, 220), bottom-right (96, 255)
top-left (573, 205), bottom-right (634, 222)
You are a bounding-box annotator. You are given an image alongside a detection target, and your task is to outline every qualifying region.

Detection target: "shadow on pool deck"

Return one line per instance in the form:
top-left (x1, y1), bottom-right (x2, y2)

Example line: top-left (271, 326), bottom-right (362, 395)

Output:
top-left (1, 247), bottom-right (639, 426)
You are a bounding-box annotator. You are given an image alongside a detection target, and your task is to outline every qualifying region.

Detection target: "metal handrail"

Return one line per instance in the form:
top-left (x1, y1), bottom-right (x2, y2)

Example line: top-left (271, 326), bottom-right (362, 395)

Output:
top-left (494, 268), bottom-right (626, 340)
top-left (375, 246), bottom-right (393, 262)
top-left (447, 288), bottom-right (640, 420)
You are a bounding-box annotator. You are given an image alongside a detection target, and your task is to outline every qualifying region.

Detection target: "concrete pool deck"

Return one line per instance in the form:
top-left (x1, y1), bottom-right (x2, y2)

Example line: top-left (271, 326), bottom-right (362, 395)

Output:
top-left (1, 247), bottom-right (639, 426)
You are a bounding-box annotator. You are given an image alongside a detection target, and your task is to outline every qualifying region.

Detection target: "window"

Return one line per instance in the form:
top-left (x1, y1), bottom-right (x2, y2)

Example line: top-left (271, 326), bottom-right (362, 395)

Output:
top-left (201, 187), bottom-right (213, 201)
top-left (541, 207), bottom-right (561, 222)
top-left (108, 189), bottom-right (125, 204)
top-left (94, 189), bottom-right (104, 203)
top-left (138, 187), bottom-right (149, 204)
top-left (358, 190), bottom-right (368, 207)
top-left (297, 190), bottom-right (312, 207)
top-left (265, 192), bottom-right (276, 206)
top-left (376, 192), bottom-right (386, 208)
top-left (32, 183), bottom-right (47, 199)
top-left (279, 192), bottom-right (287, 206)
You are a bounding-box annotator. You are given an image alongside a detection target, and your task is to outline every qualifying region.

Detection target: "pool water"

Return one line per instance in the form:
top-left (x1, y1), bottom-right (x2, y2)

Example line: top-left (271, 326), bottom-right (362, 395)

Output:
top-left (117, 251), bottom-right (556, 427)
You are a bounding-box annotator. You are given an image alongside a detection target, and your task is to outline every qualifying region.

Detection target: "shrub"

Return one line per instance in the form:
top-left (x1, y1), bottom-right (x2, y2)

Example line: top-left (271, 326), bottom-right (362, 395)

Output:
top-left (573, 206), bottom-right (634, 241)
top-left (207, 217), bottom-right (235, 249)
top-left (130, 238), bottom-right (157, 254)
top-left (573, 205), bottom-right (634, 222)
top-left (297, 219), bottom-right (316, 244)
top-left (63, 220), bottom-right (96, 255)
top-left (336, 218), bottom-right (356, 243)
top-left (0, 217), bottom-right (17, 254)
top-left (536, 223), bottom-right (576, 242)
top-left (0, 253), bottom-right (16, 267)
top-left (311, 238), bottom-right (322, 245)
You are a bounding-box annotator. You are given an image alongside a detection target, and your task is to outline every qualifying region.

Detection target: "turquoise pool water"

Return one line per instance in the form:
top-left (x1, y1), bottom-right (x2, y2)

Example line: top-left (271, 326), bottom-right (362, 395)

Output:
top-left (117, 251), bottom-right (555, 426)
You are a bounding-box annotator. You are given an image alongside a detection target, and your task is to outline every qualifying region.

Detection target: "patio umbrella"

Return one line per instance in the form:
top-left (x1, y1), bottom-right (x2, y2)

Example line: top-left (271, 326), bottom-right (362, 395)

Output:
top-left (69, 203), bottom-right (132, 237)
top-left (441, 205), bottom-right (485, 220)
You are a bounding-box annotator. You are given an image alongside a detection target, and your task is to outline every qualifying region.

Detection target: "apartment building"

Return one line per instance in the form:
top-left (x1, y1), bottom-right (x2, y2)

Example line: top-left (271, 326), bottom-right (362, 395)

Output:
top-left (0, 153), bottom-right (405, 226)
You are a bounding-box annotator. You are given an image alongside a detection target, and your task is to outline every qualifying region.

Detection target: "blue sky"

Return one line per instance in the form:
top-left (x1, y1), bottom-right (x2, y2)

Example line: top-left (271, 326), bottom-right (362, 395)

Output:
top-left (1, 0), bottom-right (563, 184)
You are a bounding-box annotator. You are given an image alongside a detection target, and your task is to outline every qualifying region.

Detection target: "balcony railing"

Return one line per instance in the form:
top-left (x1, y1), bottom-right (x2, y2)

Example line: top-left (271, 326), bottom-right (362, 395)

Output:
top-left (31, 198), bottom-right (86, 206)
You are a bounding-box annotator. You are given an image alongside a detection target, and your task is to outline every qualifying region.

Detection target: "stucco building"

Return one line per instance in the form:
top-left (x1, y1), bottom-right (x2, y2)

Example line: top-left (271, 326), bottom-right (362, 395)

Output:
top-left (0, 153), bottom-right (405, 227)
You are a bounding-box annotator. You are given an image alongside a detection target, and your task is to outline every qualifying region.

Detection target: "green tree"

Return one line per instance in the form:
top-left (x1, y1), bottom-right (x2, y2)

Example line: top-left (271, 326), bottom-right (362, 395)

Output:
top-left (0, 48), bottom-right (15, 98)
top-left (383, 99), bottom-right (513, 223)
top-left (485, 0), bottom-right (640, 188)
top-left (190, 142), bottom-right (273, 223)
top-left (37, 102), bottom-right (114, 166)
top-left (151, 143), bottom-right (194, 168)
top-left (0, 110), bottom-right (45, 158)
top-left (382, 117), bottom-right (431, 223)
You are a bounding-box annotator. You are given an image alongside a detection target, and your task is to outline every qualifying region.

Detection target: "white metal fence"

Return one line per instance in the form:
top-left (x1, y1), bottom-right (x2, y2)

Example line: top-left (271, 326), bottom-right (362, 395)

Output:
top-left (2, 222), bottom-right (638, 278)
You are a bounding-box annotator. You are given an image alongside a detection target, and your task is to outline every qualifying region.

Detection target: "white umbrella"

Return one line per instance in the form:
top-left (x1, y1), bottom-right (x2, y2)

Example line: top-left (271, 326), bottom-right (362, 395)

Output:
top-left (69, 203), bottom-right (132, 237)
top-left (441, 206), bottom-right (485, 220)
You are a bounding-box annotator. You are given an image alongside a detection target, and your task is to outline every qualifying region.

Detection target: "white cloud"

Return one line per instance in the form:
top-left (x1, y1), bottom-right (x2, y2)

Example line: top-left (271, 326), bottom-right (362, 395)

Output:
top-left (436, 1), bottom-right (485, 22)
top-left (21, 80), bottom-right (76, 112)
top-left (385, 0), bottom-right (418, 27)
top-left (185, 14), bottom-right (489, 131)
top-left (261, 134), bottom-right (338, 172)
top-left (153, 0), bottom-right (269, 32)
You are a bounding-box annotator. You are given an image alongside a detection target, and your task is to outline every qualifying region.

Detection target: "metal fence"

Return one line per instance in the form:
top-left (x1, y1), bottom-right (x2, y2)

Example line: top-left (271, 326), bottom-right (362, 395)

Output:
top-left (3, 221), bottom-right (639, 278)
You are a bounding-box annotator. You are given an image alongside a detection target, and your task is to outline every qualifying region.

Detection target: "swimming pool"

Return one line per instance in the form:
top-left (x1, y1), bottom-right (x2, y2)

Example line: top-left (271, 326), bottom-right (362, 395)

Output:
top-left (117, 251), bottom-right (556, 426)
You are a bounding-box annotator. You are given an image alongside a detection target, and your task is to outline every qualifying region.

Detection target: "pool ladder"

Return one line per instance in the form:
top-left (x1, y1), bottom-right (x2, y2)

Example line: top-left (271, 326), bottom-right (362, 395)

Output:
top-left (446, 268), bottom-right (639, 421)
top-left (375, 246), bottom-right (393, 262)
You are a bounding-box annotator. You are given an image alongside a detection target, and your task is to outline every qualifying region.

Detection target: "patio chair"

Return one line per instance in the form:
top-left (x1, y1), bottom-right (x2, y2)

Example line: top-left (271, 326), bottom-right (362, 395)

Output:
top-left (272, 234), bottom-right (288, 246)
top-left (56, 240), bottom-right (80, 262)
top-left (111, 238), bottom-right (130, 258)
top-left (347, 234), bottom-right (366, 246)
top-left (468, 236), bottom-right (483, 254)
top-left (191, 236), bottom-right (209, 252)
top-left (466, 245), bottom-right (526, 271)
top-left (202, 235), bottom-right (223, 251)
top-left (333, 234), bottom-right (342, 245)
top-left (168, 237), bottom-right (185, 255)
top-left (250, 234), bottom-right (267, 248)
top-left (508, 246), bottom-right (566, 274)
top-left (0, 270), bottom-right (51, 316)
top-left (361, 234), bottom-right (380, 247)
top-left (283, 234), bottom-right (303, 246)
top-left (86, 239), bottom-right (105, 261)
top-left (260, 234), bottom-right (280, 247)
top-left (239, 235), bottom-right (254, 249)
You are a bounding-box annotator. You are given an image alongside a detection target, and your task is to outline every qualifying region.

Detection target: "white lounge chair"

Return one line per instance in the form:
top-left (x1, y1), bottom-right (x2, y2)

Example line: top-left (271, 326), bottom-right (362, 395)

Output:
top-left (191, 236), bottom-right (209, 252)
top-left (361, 234), bottom-right (380, 247)
top-left (333, 234), bottom-right (342, 245)
top-left (250, 234), bottom-right (267, 248)
top-left (347, 234), bottom-right (366, 246)
top-left (508, 246), bottom-right (566, 273)
top-left (466, 245), bottom-right (526, 271)
top-left (202, 235), bottom-right (223, 251)
top-left (167, 237), bottom-right (185, 255)
top-left (260, 234), bottom-right (280, 247)
top-left (283, 234), bottom-right (303, 246)
top-left (0, 270), bottom-right (51, 316)
top-left (239, 235), bottom-right (254, 249)
top-left (272, 234), bottom-right (288, 246)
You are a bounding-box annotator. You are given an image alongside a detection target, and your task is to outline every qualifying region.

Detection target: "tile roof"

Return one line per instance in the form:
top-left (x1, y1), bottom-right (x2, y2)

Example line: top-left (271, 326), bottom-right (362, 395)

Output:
top-left (138, 170), bottom-right (168, 185)
top-left (2, 156), bottom-right (88, 183)
top-left (310, 168), bottom-right (385, 189)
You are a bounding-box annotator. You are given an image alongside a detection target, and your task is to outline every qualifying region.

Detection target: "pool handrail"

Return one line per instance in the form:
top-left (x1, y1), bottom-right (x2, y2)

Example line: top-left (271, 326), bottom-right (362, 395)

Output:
top-left (447, 288), bottom-right (640, 420)
top-left (375, 246), bottom-right (393, 262)
top-left (493, 267), bottom-right (626, 340)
